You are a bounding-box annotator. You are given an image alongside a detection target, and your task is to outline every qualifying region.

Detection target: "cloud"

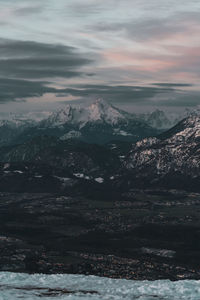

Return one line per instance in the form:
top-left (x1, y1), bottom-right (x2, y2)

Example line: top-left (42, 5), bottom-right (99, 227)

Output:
top-left (92, 10), bottom-right (200, 42)
top-left (93, 18), bottom-right (183, 42)
top-left (56, 84), bottom-right (200, 109)
top-left (0, 1), bottom-right (200, 111)
top-left (152, 83), bottom-right (193, 87)
top-left (59, 84), bottom-right (177, 103)
top-left (0, 39), bottom-right (93, 79)
top-left (156, 91), bottom-right (200, 107)
top-left (0, 78), bottom-right (199, 109)
top-left (0, 78), bottom-right (57, 102)
top-left (67, 0), bottom-right (104, 16)
top-left (14, 6), bottom-right (43, 16)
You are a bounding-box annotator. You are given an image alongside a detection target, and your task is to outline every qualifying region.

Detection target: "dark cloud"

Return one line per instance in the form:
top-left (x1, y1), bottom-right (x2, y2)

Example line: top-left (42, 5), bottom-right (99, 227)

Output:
top-left (0, 39), bottom-right (92, 79)
top-left (56, 84), bottom-right (200, 109)
top-left (59, 84), bottom-right (177, 103)
top-left (152, 83), bottom-right (193, 87)
top-left (0, 78), bottom-right (57, 102)
top-left (0, 79), bottom-right (199, 109)
top-left (157, 91), bottom-right (200, 107)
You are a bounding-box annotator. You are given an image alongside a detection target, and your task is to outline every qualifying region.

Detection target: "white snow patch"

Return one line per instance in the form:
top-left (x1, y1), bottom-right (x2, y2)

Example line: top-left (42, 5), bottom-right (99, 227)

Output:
top-left (114, 129), bottom-right (132, 136)
top-left (74, 173), bottom-right (84, 178)
top-left (60, 130), bottom-right (82, 140)
top-left (95, 177), bottom-right (104, 183)
top-left (3, 163), bottom-right (10, 170)
top-left (14, 170), bottom-right (23, 174)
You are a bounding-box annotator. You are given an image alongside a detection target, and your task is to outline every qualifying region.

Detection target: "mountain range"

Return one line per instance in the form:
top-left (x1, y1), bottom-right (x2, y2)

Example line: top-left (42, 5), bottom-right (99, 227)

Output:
top-left (0, 99), bottom-right (200, 192)
top-left (0, 99), bottom-right (185, 147)
top-left (0, 99), bottom-right (163, 145)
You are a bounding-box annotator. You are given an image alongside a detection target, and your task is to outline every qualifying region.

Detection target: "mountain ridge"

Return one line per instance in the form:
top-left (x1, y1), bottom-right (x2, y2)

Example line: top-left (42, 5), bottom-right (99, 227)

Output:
top-left (123, 112), bottom-right (200, 190)
top-left (0, 99), bottom-right (161, 145)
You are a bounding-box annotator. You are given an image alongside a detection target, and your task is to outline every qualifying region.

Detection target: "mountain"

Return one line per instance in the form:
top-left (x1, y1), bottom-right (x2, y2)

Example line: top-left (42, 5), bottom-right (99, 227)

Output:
top-left (21, 99), bottom-right (159, 144)
top-left (0, 136), bottom-right (118, 174)
top-left (123, 112), bottom-right (200, 190)
top-left (0, 101), bottom-right (183, 146)
top-left (0, 118), bottom-right (36, 147)
top-left (1, 110), bottom-right (200, 192)
top-left (0, 136), bottom-right (121, 193)
top-left (137, 109), bottom-right (181, 130)
top-left (0, 100), bottom-right (190, 147)
top-left (41, 99), bottom-right (128, 127)
top-left (144, 109), bottom-right (173, 129)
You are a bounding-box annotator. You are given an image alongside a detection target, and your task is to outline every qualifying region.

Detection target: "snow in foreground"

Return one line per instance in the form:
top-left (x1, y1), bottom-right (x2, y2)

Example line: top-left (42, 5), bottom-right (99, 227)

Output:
top-left (0, 272), bottom-right (200, 299)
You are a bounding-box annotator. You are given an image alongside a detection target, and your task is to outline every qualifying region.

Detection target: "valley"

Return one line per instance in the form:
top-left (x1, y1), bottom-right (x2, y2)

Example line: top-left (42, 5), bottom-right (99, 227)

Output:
top-left (0, 190), bottom-right (200, 280)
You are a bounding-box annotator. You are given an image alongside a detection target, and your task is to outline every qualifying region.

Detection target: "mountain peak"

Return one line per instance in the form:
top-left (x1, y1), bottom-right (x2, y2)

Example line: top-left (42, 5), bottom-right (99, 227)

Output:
top-left (41, 99), bottom-right (128, 128)
top-left (93, 98), bottom-right (108, 105)
top-left (88, 98), bottom-right (110, 113)
top-left (86, 99), bottom-right (125, 124)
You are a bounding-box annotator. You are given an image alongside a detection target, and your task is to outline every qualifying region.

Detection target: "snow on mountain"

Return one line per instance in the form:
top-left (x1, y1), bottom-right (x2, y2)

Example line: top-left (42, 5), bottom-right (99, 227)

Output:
top-left (137, 109), bottom-right (181, 130)
top-left (86, 99), bottom-right (127, 125)
top-left (0, 99), bottom-right (188, 146)
top-left (60, 130), bottom-right (82, 140)
top-left (0, 117), bottom-right (36, 129)
top-left (0, 99), bottom-right (159, 146)
top-left (124, 111), bottom-right (200, 186)
top-left (40, 99), bottom-right (129, 129)
top-left (34, 99), bottom-right (160, 144)
top-left (145, 109), bottom-right (172, 129)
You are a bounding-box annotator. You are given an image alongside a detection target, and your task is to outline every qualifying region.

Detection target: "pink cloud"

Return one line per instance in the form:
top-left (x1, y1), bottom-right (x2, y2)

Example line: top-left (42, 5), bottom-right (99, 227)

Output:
top-left (104, 50), bottom-right (176, 71)
top-left (101, 41), bottom-right (200, 85)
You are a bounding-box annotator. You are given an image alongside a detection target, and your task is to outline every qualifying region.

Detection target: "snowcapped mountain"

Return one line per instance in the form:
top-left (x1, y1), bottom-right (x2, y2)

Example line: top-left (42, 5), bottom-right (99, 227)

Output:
top-left (137, 109), bottom-right (181, 130)
top-left (2, 109), bottom-right (200, 192)
top-left (0, 100), bottom-right (186, 146)
top-left (0, 99), bottom-right (159, 146)
top-left (123, 112), bottom-right (200, 190)
top-left (0, 99), bottom-right (187, 147)
top-left (40, 99), bottom-right (132, 128)
top-left (144, 109), bottom-right (173, 129)
top-left (34, 99), bottom-right (159, 144)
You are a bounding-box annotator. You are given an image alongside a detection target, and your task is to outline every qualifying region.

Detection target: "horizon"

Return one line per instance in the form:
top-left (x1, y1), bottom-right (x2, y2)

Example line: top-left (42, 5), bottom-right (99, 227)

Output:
top-left (0, 97), bottom-right (193, 122)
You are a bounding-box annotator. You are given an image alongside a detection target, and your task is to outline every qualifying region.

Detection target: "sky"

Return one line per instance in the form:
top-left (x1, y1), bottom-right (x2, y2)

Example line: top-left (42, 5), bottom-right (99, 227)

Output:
top-left (0, 0), bottom-right (200, 116)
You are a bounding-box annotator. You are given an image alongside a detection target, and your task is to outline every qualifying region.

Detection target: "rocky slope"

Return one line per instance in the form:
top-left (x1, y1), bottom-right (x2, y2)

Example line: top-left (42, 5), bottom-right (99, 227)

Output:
top-left (124, 113), bottom-right (200, 190)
